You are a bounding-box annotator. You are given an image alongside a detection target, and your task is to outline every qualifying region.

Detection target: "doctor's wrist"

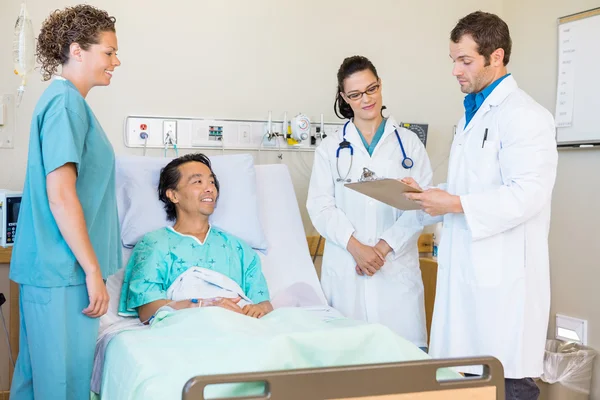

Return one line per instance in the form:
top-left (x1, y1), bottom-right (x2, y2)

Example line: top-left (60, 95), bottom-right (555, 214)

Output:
top-left (346, 236), bottom-right (359, 252)
top-left (452, 195), bottom-right (464, 213)
top-left (375, 239), bottom-right (392, 256)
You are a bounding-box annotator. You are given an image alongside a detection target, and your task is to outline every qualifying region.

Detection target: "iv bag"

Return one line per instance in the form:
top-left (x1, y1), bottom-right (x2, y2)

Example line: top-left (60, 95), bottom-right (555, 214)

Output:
top-left (13, 2), bottom-right (35, 107)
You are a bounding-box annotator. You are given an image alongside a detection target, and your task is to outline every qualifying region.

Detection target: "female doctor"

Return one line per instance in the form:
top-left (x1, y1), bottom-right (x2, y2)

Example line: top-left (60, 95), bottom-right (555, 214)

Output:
top-left (306, 56), bottom-right (433, 349)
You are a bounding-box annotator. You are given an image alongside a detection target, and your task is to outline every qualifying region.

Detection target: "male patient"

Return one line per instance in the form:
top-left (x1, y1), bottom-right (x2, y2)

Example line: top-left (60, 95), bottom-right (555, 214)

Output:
top-left (118, 153), bottom-right (273, 323)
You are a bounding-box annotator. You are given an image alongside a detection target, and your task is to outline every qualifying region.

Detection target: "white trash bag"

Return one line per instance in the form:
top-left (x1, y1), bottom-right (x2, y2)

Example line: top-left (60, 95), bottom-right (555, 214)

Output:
top-left (541, 339), bottom-right (597, 395)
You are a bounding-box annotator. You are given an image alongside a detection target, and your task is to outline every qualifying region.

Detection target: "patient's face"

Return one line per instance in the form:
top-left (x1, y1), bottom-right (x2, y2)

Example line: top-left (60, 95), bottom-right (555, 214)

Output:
top-left (170, 162), bottom-right (218, 218)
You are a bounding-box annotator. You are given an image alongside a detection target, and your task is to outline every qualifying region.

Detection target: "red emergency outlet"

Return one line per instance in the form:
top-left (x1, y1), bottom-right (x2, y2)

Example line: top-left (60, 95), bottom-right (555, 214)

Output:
top-left (140, 123), bottom-right (148, 130)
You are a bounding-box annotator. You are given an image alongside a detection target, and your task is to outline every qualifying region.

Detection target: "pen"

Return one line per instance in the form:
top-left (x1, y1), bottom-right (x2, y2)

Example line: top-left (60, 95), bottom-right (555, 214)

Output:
top-left (482, 128), bottom-right (488, 148)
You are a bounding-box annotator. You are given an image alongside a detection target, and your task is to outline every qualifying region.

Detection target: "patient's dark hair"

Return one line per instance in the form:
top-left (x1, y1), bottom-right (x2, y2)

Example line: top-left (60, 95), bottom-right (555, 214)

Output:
top-left (158, 153), bottom-right (220, 221)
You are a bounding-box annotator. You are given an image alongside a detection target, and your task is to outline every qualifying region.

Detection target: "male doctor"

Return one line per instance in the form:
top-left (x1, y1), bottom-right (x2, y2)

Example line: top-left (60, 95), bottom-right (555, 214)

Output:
top-left (404, 11), bottom-right (558, 400)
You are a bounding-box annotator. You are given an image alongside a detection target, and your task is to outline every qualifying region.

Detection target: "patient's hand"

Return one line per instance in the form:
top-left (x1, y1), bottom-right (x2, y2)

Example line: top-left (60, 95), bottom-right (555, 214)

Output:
top-left (243, 301), bottom-right (273, 319)
top-left (209, 296), bottom-right (244, 314)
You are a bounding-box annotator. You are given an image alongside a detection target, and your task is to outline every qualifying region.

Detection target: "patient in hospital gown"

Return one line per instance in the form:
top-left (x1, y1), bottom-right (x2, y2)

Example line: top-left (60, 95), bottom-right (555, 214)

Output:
top-left (118, 153), bottom-right (273, 323)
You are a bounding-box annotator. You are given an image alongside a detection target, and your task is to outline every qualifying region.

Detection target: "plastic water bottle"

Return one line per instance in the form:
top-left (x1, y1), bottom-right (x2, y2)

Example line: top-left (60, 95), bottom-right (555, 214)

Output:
top-left (13, 2), bottom-right (35, 107)
top-left (432, 222), bottom-right (442, 258)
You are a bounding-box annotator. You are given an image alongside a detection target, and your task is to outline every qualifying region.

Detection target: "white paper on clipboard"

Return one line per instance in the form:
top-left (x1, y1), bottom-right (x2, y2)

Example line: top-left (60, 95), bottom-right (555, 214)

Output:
top-left (344, 179), bottom-right (422, 210)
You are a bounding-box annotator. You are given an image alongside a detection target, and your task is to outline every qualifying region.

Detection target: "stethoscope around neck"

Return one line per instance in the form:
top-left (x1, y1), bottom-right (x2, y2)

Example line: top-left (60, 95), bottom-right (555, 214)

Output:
top-left (335, 120), bottom-right (414, 183)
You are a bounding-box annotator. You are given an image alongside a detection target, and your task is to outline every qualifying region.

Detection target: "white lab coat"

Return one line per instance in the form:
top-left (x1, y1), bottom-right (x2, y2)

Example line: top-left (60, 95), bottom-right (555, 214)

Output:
top-left (428, 76), bottom-right (558, 378)
top-left (307, 116), bottom-right (433, 347)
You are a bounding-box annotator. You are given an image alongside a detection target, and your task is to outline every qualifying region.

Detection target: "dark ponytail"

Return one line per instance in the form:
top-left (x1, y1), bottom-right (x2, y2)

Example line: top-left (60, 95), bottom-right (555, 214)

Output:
top-left (334, 55), bottom-right (382, 120)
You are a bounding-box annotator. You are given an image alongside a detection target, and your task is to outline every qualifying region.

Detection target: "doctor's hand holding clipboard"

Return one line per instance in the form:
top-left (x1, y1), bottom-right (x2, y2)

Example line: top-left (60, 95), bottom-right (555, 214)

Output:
top-left (401, 178), bottom-right (463, 217)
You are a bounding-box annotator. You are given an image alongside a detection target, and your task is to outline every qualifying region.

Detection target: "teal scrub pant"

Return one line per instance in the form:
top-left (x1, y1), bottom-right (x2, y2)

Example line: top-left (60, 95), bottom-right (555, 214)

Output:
top-left (10, 284), bottom-right (99, 400)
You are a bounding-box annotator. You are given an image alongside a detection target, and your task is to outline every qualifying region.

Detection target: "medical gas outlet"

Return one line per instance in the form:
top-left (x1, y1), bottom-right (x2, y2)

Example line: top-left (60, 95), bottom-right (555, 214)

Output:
top-left (291, 113), bottom-right (310, 142)
top-left (163, 120), bottom-right (177, 146)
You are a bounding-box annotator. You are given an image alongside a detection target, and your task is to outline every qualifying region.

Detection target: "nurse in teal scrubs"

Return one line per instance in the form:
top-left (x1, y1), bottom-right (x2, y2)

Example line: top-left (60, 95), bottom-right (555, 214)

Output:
top-left (9, 5), bottom-right (122, 399)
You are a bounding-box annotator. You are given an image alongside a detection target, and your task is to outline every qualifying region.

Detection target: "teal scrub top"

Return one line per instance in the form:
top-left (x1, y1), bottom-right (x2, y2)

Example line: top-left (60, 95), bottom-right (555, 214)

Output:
top-left (118, 226), bottom-right (271, 317)
top-left (9, 77), bottom-right (122, 287)
top-left (356, 118), bottom-right (387, 156)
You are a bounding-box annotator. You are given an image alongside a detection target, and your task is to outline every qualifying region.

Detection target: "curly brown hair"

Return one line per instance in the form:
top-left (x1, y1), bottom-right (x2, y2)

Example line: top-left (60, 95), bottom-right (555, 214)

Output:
top-left (37, 5), bottom-right (116, 81)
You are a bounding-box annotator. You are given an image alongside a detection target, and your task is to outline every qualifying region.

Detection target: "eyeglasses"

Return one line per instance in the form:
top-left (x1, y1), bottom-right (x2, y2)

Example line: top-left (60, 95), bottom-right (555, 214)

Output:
top-left (345, 84), bottom-right (381, 101)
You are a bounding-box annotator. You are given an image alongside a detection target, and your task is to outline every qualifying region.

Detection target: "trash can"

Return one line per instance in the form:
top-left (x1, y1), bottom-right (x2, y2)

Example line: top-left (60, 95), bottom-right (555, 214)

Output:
top-left (540, 339), bottom-right (596, 400)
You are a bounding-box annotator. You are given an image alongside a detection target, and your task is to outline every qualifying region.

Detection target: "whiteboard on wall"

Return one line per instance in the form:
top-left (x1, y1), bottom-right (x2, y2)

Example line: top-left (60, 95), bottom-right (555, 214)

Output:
top-left (555, 8), bottom-right (600, 146)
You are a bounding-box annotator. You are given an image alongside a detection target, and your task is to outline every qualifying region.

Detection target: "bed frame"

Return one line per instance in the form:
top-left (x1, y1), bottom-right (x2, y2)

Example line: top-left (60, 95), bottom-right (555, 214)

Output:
top-left (182, 356), bottom-right (504, 400)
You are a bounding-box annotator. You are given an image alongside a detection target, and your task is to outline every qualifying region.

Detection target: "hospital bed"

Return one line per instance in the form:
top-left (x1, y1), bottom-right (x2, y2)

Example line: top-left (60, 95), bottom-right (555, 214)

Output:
top-left (96, 154), bottom-right (504, 399)
top-left (183, 357), bottom-right (505, 399)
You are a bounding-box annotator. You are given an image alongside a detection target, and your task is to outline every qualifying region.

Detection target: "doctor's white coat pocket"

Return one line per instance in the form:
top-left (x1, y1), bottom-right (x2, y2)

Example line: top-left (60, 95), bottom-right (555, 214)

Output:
top-left (470, 140), bottom-right (502, 185)
top-left (469, 236), bottom-right (504, 287)
top-left (448, 227), bottom-right (502, 288)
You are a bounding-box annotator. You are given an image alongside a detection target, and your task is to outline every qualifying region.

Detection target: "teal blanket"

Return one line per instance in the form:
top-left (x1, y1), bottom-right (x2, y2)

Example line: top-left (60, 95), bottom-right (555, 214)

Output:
top-left (99, 307), bottom-right (459, 399)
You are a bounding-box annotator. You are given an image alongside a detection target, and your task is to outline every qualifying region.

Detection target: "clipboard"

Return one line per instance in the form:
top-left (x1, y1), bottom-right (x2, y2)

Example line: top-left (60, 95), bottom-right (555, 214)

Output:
top-left (344, 179), bottom-right (422, 210)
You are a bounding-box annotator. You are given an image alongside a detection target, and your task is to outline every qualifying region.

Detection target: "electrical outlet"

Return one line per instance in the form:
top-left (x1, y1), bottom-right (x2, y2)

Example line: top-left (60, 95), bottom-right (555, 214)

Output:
top-left (163, 120), bottom-right (177, 145)
top-left (556, 314), bottom-right (588, 345)
top-left (239, 124), bottom-right (251, 144)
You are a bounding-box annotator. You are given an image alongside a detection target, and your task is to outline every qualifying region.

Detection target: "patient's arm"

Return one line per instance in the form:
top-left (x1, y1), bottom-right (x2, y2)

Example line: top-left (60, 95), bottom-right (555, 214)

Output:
top-left (138, 297), bottom-right (246, 323)
top-left (241, 246), bottom-right (271, 306)
top-left (205, 297), bottom-right (244, 314)
top-left (138, 298), bottom-right (199, 323)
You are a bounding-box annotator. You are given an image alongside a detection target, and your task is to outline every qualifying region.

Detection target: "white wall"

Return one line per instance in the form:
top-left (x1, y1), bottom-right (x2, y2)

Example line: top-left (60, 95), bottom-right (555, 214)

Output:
top-left (0, 0), bottom-right (512, 392)
top-left (0, 0), bottom-right (503, 236)
top-left (503, 1), bottom-right (600, 398)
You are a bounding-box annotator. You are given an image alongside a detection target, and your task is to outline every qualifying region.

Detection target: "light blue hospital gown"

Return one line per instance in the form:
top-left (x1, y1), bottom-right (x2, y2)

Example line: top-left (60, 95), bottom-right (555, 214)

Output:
top-left (119, 226), bottom-right (270, 316)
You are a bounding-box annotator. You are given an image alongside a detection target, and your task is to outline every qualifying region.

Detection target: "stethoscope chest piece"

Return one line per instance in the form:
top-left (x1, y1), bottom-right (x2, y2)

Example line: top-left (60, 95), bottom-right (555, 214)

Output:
top-left (402, 156), bottom-right (414, 169)
top-left (359, 167), bottom-right (379, 182)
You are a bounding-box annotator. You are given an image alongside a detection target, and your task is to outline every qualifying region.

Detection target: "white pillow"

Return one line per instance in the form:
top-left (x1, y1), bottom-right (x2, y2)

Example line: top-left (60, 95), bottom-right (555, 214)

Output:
top-left (115, 153), bottom-right (268, 251)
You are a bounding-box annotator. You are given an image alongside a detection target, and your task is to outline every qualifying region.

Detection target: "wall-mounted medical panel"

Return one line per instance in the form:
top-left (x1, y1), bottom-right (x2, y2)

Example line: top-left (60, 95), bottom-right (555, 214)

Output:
top-left (124, 115), bottom-right (345, 152)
